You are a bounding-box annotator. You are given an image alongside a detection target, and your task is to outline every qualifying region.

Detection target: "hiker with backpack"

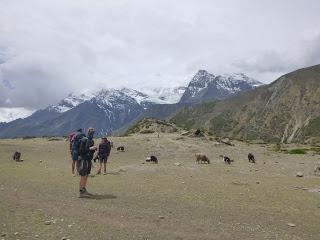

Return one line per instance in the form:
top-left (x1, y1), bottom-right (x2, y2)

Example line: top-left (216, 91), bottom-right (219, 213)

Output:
top-left (78, 127), bottom-right (97, 198)
top-left (70, 128), bottom-right (86, 176)
top-left (96, 136), bottom-right (112, 175)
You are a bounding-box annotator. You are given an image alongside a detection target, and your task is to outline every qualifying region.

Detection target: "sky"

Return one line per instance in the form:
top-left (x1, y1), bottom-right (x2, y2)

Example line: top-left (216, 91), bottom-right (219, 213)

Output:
top-left (0, 0), bottom-right (320, 121)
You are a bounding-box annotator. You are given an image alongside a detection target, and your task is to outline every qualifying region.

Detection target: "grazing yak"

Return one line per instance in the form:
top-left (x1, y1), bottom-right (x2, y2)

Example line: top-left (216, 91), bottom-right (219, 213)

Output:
top-left (195, 153), bottom-right (210, 164)
top-left (117, 146), bottom-right (125, 152)
top-left (12, 152), bottom-right (21, 161)
top-left (146, 155), bottom-right (158, 164)
top-left (223, 155), bottom-right (231, 164)
top-left (248, 153), bottom-right (255, 163)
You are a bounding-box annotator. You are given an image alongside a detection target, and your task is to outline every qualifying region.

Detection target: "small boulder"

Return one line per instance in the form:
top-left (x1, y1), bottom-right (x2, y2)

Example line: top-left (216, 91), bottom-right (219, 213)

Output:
top-left (296, 172), bottom-right (304, 177)
top-left (174, 162), bottom-right (182, 166)
top-left (287, 223), bottom-right (296, 227)
top-left (44, 220), bottom-right (51, 225)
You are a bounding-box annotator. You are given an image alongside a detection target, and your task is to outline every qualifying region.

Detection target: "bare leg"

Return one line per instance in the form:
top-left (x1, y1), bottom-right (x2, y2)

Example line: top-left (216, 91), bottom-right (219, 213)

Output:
top-left (72, 160), bottom-right (76, 174)
top-left (97, 162), bottom-right (102, 174)
top-left (79, 175), bottom-right (88, 190)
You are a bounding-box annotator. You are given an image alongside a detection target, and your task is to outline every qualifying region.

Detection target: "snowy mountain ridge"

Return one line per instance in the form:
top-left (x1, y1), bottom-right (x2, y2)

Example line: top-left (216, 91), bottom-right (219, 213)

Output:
top-left (48, 86), bottom-right (186, 113)
top-left (179, 70), bottom-right (264, 103)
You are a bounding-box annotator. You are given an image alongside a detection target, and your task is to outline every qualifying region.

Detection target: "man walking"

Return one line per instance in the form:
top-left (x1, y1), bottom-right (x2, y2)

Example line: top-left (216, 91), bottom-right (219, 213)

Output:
top-left (78, 127), bottom-right (97, 198)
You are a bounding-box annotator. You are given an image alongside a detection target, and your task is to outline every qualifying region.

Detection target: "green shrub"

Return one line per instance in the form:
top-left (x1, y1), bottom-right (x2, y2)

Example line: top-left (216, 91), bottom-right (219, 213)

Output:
top-left (22, 136), bottom-right (37, 140)
top-left (140, 129), bottom-right (155, 134)
top-left (274, 142), bottom-right (282, 152)
top-left (287, 149), bottom-right (307, 154)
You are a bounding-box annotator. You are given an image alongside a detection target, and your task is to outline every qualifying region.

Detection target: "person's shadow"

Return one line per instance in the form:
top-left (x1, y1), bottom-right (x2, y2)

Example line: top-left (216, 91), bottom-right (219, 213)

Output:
top-left (89, 194), bottom-right (117, 200)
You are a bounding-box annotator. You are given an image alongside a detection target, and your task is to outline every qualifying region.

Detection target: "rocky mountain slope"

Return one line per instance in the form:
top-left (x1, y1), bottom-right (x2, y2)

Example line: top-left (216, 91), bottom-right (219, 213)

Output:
top-left (172, 65), bottom-right (320, 143)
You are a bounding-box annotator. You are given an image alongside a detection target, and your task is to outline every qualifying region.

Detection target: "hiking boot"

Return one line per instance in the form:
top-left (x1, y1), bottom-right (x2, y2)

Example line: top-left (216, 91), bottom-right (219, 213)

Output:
top-left (103, 171), bottom-right (107, 175)
top-left (79, 188), bottom-right (93, 198)
top-left (83, 188), bottom-right (93, 196)
top-left (96, 170), bottom-right (101, 175)
top-left (79, 190), bottom-right (91, 198)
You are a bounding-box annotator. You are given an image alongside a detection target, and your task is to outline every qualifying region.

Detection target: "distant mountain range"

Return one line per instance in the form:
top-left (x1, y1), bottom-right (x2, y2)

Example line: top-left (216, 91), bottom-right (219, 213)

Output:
top-left (0, 71), bottom-right (262, 138)
top-left (172, 64), bottom-right (320, 144)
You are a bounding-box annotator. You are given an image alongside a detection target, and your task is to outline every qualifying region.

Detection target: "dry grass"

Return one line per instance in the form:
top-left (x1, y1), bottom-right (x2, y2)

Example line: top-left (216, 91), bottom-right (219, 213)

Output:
top-left (0, 134), bottom-right (320, 240)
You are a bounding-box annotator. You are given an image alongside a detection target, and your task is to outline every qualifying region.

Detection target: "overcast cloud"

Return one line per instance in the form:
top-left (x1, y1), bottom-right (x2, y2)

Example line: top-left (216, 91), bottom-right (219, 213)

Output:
top-left (1, 0), bottom-right (320, 113)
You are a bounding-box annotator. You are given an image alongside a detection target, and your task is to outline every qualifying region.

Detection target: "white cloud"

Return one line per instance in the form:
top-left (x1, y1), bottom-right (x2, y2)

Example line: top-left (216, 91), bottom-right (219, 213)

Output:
top-left (0, 0), bottom-right (320, 111)
top-left (0, 108), bottom-right (34, 122)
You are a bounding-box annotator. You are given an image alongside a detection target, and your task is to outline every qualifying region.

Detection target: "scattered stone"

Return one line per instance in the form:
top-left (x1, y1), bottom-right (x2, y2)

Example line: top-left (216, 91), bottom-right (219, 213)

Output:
top-left (220, 138), bottom-right (234, 146)
top-left (14, 232), bottom-right (19, 235)
top-left (35, 234), bottom-right (39, 238)
top-left (232, 181), bottom-right (249, 186)
top-left (275, 161), bottom-right (279, 163)
top-left (263, 162), bottom-right (266, 164)
top-left (61, 237), bottom-right (68, 240)
top-left (44, 220), bottom-right (51, 225)
top-left (1, 233), bottom-right (6, 237)
top-left (159, 216), bottom-right (165, 219)
top-left (181, 182), bottom-right (185, 184)
top-left (0, 187), bottom-right (4, 191)
top-left (181, 131), bottom-right (190, 136)
top-left (39, 160), bottom-right (42, 163)
top-left (287, 223), bottom-right (296, 227)
top-left (68, 224), bottom-right (72, 228)
top-left (296, 172), bottom-right (304, 177)
top-left (302, 188), bottom-right (309, 191)
top-left (256, 181), bottom-right (260, 184)
top-left (118, 169), bottom-right (126, 173)
top-left (299, 162), bottom-right (305, 164)
top-left (174, 162), bottom-right (182, 166)
top-left (308, 188), bottom-right (320, 193)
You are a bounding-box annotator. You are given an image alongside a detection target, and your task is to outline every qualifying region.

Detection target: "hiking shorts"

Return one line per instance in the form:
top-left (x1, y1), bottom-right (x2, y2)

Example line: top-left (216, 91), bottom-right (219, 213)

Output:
top-left (99, 156), bottom-right (108, 164)
top-left (72, 150), bottom-right (79, 161)
top-left (78, 157), bottom-right (92, 176)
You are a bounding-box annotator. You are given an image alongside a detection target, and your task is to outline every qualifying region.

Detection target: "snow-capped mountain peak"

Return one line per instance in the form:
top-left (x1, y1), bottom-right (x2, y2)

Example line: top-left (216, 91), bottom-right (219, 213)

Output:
top-left (180, 69), bottom-right (264, 103)
top-left (221, 73), bottom-right (263, 87)
top-left (190, 70), bottom-right (215, 87)
top-left (48, 93), bottom-right (93, 113)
